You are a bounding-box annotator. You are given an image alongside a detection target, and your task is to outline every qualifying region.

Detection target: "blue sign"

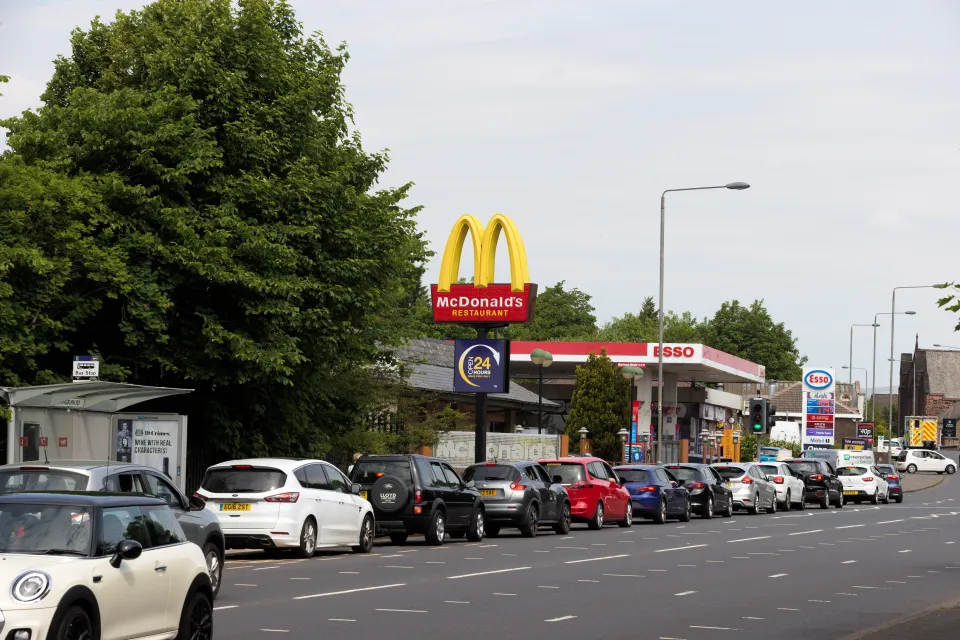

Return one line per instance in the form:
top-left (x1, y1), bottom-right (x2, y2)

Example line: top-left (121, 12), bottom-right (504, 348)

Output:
top-left (631, 449), bottom-right (644, 463)
top-left (453, 339), bottom-right (510, 393)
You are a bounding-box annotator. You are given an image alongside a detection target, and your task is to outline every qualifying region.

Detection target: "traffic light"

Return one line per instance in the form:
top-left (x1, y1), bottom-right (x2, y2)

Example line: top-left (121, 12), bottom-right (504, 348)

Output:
top-left (749, 398), bottom-right (767, 435)
top-left (767, 403), bottom-right (777, 430)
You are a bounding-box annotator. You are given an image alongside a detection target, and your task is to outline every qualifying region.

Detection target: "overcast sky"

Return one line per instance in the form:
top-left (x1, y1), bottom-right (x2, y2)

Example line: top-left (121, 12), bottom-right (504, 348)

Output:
top-left (2, 0), bottom-right (959, 391)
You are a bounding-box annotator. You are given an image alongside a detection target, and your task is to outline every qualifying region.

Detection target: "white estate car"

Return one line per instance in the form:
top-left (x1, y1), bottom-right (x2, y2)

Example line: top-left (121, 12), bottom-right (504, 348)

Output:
top-left (837, 465), bottom-right (890, 504)
top-left (197, 458), bottom-right (375, 557)
top-left (0, 492), bottom-right (212, 640)
top-left (758, 462), bottom-right (807, 510)
top-left (894, 449), bottom-right (957, 475)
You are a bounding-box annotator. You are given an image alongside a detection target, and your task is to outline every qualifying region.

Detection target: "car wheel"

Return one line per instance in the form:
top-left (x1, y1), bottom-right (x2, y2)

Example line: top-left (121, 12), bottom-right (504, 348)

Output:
top-left (834, 493), bottom-right (844, 509)
top-left (895, 495), bottom-right (903, 504)
top-left (653, 499), bottom-right (667, 525)
top-left (766, 494), bottom-right (777, 514)
top-left (486, 524), bottom-right (501, 537)
top-left (520, 504), bottom-right (539, 538)
top-left (553, 502), bottom-right (572, 535)
top-left (54, 605), bottom-right (94, 640)
top-left (352, 515), bottom-right (374, 553)
top-left (619, 503), bottom-right (634, 527)
top-left (820, 492), bottom-right (830, 509)
top-left (748, 494), bottom-right (761, 515)
top-left (780, 491), bottom-right (790, 512)
top-left (177, 589), bottom-right (214, 640)
top-left (723, 497), bottom-right (734, 518)
top-left (388, 532), bottom-right (408, 545)
top-left (881, 492), bottom-right (890, 505)
top-left (588, 502), bottom-right (605, 530)
top-left (947, 465), bottom-right (957, 475)
top-left (202, 542), bottom-right (223, 599)
top-left (426, 509), bottom-right (446, 545)
top-left (679, 499), bottom-right (692, 522)
top-left (870, 490), bottom-right (879, 505)
top-left (702, 496), bottom-right (713, 520)
top-left (797, 490), bottom-right (806, 510)
top-left (295, 517), bottom-right (317, 559)
top-left (466, 508), bottom-right (485, 542)
top-left (907, 464), bottom-right (918, 474)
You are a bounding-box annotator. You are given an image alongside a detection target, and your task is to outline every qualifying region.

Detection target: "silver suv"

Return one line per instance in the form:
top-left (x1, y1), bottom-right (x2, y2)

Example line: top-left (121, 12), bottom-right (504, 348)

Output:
top-left (0, 460), bottom-right (225, 598)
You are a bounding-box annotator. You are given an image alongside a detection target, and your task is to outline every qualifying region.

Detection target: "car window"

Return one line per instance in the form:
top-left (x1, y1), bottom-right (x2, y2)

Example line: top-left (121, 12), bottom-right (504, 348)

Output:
top-left (533, 465), bottom-right (552, 483)
top-left (707, 468), bottom-right (725, 484)
top-left (143, 473), bottom-right (182, 509)
top-left (99, 506), bottom-right (151, 555)
top-left (930, 452), bottom-right (945, 460)
top-left (825, 462), bottom-right (836, 474)
top-left (589, 462), bottom-right (609, 480)
top-left (351, 459), bottom-right (414, 484)
top-left (759, 465), bottom-right (779, 477)
top-left (615, 468), bottom-right (650, 483)
top-left (654, 469), bottom-right (670, 484)
top-left (294, 467), bottom-right (308, 487)
top-left (714, 466), bottom-right (746, 480)
top-left (200, 467), bottom-right (287, 493)
top-left (441, 464), bottom-right (462, 487)
top-left (541, 462), bottom-right (586, 485)
top-left (785, 461), bottom-right (819, 475)
top-left (662, 469), bottom-right (679, 484)
top-left (323, 465), bottom-right (351, 493)
top-left (0, 503), bottom-right (92, 554)
top-left (464, 465), bottom-right (519, 483)
top-left (103, 472), bottom-right (147, 494)
top-left (0, 470), bottom-right (89, 493)
top-left (306, 464), bottom-right (332, 491)
top-left (836, 466), bottom-right (867, 476)
top-left (143, 506), bottom-right (186, 546)
top-left (665, 466), bottom-right (701, 483)
top-left (429, 462), bottom-right (449, 488)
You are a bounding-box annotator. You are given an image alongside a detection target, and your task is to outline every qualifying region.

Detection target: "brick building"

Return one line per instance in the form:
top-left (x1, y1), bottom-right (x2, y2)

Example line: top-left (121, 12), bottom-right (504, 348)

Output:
top-left (898, 346), bottom-right (960, 432)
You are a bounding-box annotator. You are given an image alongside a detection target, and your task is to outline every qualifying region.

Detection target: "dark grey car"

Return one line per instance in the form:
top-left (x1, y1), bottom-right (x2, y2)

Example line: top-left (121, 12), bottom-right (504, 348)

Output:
top-left (0, 461), bottom-right (225, 598)
top-left (462, 462), bottom-right (571, 537)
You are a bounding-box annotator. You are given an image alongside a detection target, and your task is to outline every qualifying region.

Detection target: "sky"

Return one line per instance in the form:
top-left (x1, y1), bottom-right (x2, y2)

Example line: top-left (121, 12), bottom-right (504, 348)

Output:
top-left (2, 0), bottom-right (959, 393)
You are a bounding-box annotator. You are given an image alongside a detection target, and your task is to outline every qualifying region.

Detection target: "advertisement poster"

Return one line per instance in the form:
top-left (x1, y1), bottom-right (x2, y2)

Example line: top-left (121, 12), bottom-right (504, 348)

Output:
top-left (802, 367), bottom-right (835, 448)
top-left (943, 418), bottom-right (957, 439)
top-left (132, 420), bottom-right (178, 478)
top-left (841, 437), bottom-right (869, 450)
top-left (116, 419), bottom-right (133, 463)
top-left (453, 339), bottom-right (510, 393)
top-left (857, 423), bottom-right (874, 443)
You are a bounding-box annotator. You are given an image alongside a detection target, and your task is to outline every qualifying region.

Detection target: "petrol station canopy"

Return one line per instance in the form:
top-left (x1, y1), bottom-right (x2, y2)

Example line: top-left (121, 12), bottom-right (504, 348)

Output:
top-left (509, 342), bottom-right (766, 385)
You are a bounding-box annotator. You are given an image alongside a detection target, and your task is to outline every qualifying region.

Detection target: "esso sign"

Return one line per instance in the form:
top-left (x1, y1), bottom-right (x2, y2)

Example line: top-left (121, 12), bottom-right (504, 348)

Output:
top-left (653, 345), bottom-right (696, 358)
top-left (804, 369), bottom-right (833, 389)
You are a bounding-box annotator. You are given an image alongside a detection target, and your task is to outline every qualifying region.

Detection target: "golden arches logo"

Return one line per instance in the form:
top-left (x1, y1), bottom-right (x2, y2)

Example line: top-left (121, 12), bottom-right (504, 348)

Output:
top-left (437, 214), bottom-right (530, 293)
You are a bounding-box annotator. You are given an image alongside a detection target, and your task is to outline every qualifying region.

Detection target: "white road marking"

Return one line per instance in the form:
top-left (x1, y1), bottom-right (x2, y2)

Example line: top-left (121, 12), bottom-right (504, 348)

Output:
top-left (261, 629), bottom-right (289, 633)
top-left (675, 590), bottom-right (697, 596)
top-left (728, 536), bottom-right (770, 543)
top-left (809, 600), bottom-right (831, 603)
top-left (603, 574), bottom-right (643, 577)
top-left (769, 573), bottom-right (788, 578)
top-left (252, 566), bottom-right (280, 571)
top-left (445, 601), bottom-right (470, 604)
top-left (478, 544), bottom-right (497, 548)
top-left (877, 519), bottom-right (904, 524)
top-left (655, 544), bottom-right (708, 553)
top-left (376, 609), bottom-right (426, 613)
top-left (619, 540), bottom-right (635, 543)
top-left (561, 536), bottom-right (576, 539)
top-left (898, 549), bottom-right (912, 553)
top-left (545, 615), bottom-right (577, 622)
top-left (778, 608), bottom-right (800, 611)
top-left (448, 567), bottom-right (531, 579)
top-left (328, 619), bottom-right (356, 622)
top-left (382, 566), bottom-right (414, 569)
top-left (591, 543), bottom-right (608, 546)
top-left (946, 542), bottom-right (955, 545)
top-left (493, 593), bottom-right (516, 596)
top-left (339, 571), bottom-right (360, 574)
top-left (290, 577), bottom-right (311, 580)
top-left (690, 626), bottom-right (740, 631)
top-left (723, 520), bottom-right (737, 523)
top-left (852, 586), bottom-right (887, 589)
top-left (464, 558), bottom-right (484, 560)
top-left (214, 605), bottom-right (238, 611)
top-left (500, 554), bottom-right (517, 557)
top-left (743, 616), bottom-right (765, 620)
top-left (732, 556), bottom-right (750, 559)
top-left (578, 579), bottom-right (601, 582)
top-left (887, 580), bottom-right (907, 584)
top-left (836, 524), bottom-right (864, 530)
top-left (706, 560), bottom-right (725, 563)
top-left (565, 554), bottom-right (630, 564)
top-left (789, 530), bottom-right (823, 536)
top-left (747, 552), bottom-right (780, 556)
top-left (842, 561), bottom-right (857, 564)
top-left (538, 586), bottom-right (560, 589)
top-left (533, 550), bottom-right (551, 553)
top-left (556, 546), bottom-right (588, 550)
top-left (381, 555), bottom-right (403, 558)
top-left (234, 584), bottom-right (258, 587)
top-left (294, 583), bottom-right (406, 600)
top-left (907, 575), bottom-right (923, 578)
top-left (424, 561), bottom-right (445, 564)
top-left (837, 593), bottom-right (858, 596)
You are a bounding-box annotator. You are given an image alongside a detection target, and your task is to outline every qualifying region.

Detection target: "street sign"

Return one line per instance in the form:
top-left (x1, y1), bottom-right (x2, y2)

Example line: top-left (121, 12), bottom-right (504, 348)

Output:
top-left (72, 355), bottom-right (99, 380)
top-left (943, 418), bottom-right (957, 439)
top-left (802, 368), bottom-right (835, 448)
top-left (453, 339), bottom-right (510, 393)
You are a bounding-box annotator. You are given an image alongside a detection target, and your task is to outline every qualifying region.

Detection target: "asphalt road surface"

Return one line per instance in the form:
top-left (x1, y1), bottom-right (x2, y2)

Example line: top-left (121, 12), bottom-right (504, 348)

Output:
top-left (214, 468), bottom-right (960, 640)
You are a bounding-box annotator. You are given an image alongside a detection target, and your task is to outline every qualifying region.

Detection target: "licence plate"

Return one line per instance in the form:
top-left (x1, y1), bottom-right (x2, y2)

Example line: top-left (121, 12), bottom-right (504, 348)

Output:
top-left (480, 489), bottom-right (497, 497)
top-left (219, 503), bottom-right (251, 512)
top-left (360, 491), bottom-right (368, 500)
top-left (843, 491), bottom-right (858, 496)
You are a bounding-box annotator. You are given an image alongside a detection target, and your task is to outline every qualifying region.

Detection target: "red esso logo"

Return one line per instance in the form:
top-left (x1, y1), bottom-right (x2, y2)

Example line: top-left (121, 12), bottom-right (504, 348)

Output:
top-left (653, 346), bottom-right (695, 358)
top-left (807, 375), bottom-right (830, 384)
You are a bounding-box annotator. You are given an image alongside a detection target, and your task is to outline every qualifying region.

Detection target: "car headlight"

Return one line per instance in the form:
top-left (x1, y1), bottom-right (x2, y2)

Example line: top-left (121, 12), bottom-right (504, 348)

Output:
top-left (11, 571), bottom-right (51, 603)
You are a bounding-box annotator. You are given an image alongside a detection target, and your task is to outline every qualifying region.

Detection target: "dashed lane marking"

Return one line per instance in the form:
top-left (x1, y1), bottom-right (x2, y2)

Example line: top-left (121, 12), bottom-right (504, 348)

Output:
top-left (675, 590), bottom-right (697, 596)
top-left (728, 536), bottom-right (770, 543)
top-left (545, 615), bottom-right (578, 622)
top-left (565, 554), bottom-right (630, 564)
top-left (448, 567), bottom-right (531, 579)
top-left (293, 583), bottom-right (406, 600)
top-left (655, 544), bottom-right (708, 553)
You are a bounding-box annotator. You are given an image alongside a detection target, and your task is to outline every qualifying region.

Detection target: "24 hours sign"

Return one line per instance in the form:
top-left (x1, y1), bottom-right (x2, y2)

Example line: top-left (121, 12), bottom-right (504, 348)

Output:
top-left (453, 339), bottom-right (511, 393)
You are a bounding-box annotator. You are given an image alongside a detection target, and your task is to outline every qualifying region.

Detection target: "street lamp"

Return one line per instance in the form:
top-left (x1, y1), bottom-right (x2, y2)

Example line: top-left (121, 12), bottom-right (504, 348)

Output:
top-left (530, 349), bottom-right (554, 435)
top-left (849, 323), bottom-right (879, 385)
top-left (621, 365), bottom-right (644, 464)
top-left (889, 286), bottom-right (938, 442)
top-left (578, 426), bottom-right (588, 456)
top-left (732, 431), bottom-right (741, 462)
top-left (514, 424), bottom-right (524, 434)
top-left (872, 311), bottom-right (916, 423)
top-left (618, 428), bottom-right (629, 464)
top-left (658, 181), bottom-right (749, 465)
top-left (700, 428), bottom-right (710, 464)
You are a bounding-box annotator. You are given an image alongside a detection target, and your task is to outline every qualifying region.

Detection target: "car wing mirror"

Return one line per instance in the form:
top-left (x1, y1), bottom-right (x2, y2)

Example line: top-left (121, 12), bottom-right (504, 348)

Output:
top-left (110, 539), bottom-right (143, 568)
top-left (350, 483), bottom-right (362, 495)
top-left (188, 495), bottom-right (206, 511)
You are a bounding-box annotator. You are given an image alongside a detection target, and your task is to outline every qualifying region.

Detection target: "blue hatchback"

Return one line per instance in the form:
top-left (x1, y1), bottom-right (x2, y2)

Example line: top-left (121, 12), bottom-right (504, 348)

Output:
top-left (614, 465), bottom-right (692, 524)
top-left (876, 464), bottom-right (903, 504)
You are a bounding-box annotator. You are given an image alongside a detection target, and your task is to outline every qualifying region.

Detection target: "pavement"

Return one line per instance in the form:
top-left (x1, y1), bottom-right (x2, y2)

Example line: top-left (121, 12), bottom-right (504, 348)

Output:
top-left (213, 457), bottom-right (960, 640)
top-left (901, 472), bottom-right (947, 493)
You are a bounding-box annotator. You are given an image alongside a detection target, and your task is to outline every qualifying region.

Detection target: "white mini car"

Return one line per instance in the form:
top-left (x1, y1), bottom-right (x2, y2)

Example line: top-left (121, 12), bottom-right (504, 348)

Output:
top-left (0, 492), bottom-right (213, 639)
top-left (894, 449), bottom-right (957, 475)
top-left (197, 458), bottom-right (375, 556)
top-left (837, 465), bottom-right (890, 504)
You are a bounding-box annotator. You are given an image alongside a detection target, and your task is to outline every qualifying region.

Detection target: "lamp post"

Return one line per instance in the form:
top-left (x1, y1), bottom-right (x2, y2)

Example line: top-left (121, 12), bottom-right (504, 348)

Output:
top-left (515, 424), bottom-right (524, 434)
top-left (700, 427), bottom-right (710, 464)
top-left (530, 349), bottom-right (554, 435)
top-left (732, 431), bottom-right (741, 463)
top-left (872, 311), bottom-right (916, 423)
top-left (621, 365), bottom-right (644, 464)
top-left (618, 428), bottom-right (629, 465)
top-left (889, 286), bottom-right (937, 441)
top-left (849, 323), bottom-right (879, 385)
top-left (658, 181), bottom-right (749, 465)
top-left (578, 427), bottom-right (588, 456)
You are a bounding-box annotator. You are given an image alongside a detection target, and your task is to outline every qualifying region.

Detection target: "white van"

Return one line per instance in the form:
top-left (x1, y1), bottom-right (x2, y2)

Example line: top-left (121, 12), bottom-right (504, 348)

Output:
top-left (802, 449), bottom-right (875, 470)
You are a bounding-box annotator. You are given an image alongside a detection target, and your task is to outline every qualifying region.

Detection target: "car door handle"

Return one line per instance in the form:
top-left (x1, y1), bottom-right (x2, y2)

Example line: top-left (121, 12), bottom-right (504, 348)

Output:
top-left (155, 565), bottom-right (167, 572)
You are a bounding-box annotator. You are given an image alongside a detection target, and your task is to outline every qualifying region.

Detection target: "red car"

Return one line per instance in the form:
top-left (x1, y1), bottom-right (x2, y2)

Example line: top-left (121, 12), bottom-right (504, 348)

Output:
top-left (538, 456), bottom-right (632, 529)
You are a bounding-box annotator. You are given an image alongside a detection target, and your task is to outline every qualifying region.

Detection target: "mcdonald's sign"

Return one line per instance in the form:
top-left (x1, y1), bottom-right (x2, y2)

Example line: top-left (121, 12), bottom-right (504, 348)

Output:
top-left (431, 213), bottom-right (537, 324)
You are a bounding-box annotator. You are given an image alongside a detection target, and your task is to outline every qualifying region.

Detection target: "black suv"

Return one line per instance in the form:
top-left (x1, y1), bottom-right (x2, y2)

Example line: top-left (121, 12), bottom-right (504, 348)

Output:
top-left (350, 454), bottom-right (485, 545)
top-left (785, 458), bottom-right (843, 509)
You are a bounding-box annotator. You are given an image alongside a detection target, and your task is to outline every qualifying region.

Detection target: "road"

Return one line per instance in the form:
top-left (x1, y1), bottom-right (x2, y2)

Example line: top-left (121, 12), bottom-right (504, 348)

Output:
top-left (213, 470), bottom-right (960, 640)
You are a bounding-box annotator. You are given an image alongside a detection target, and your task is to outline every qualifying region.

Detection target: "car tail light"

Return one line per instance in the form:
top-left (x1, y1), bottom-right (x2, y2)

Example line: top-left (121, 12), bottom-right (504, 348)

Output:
top-left (887, 474), bottom-right (899, 480)
top-left (18, 466), bottom-right (49, 471)
top-left (773, 476), bottom-right (784, 484)
top-left (415, 489), bottom-right (423, 504)
top-left (510, 481), bottom-right (527, 491)
top-left (687, 482), bottom-right (705, 490)
top-left (863, 477), bottom-right (874, 482)
top-left (264, 492), bottom-right (299, 503)
top-left (742, 477), bottom-right (753, 485)
top-left (636, 485), bottom-right (658, 493)
top-left (485, 463), bottom-right (497, 466)
top-left (233, 465), bottom-right (252, 469)
top-left (193, 492), bottom-right (207, 503)
top-left (810, 474), bottom-right (825, 482)
top-left (570, 481), bottom-right (595, 489)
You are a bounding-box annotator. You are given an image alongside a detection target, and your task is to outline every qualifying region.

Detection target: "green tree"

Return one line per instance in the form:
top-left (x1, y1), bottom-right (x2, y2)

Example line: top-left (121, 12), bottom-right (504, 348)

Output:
top-left (597, 297), bottom-right (703, 343)
top-left (700, 300), bottom-right (806, 380)
top-left (0, 0), bottom-right (429, 458)
top-left (936, 283), bottom-right (960, 331)
top-left (508, 281), bottom-right (597, 341)
top-left (565, 349), bottom-right (631, 461)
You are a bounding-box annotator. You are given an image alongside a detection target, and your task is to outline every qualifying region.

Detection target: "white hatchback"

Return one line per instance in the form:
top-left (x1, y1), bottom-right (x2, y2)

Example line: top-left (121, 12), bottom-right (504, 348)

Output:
top-left (894, 449), bottom-right (957, 475)
top-left (757, 462), bottom-right (807, 510)
top-left (837, 465), bottom-right (890, 504)
top-left (197, 458), bottom-right (375, 557)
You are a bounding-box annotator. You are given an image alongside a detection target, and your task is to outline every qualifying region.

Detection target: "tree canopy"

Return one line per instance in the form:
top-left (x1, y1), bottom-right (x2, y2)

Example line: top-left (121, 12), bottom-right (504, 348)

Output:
top-left (565, 349), bottom-right (631, 462)
top-left (0, 0), bottom-right (428, 457)
top-left (936, 283), bottom-right (960, 331)
top-left (507, 281), bottom-right (596, 341)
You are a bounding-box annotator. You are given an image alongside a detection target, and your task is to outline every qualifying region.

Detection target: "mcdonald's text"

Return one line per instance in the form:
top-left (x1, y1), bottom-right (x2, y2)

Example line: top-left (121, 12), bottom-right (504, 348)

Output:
top-left (431, 283), bottom-right (536, 323)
